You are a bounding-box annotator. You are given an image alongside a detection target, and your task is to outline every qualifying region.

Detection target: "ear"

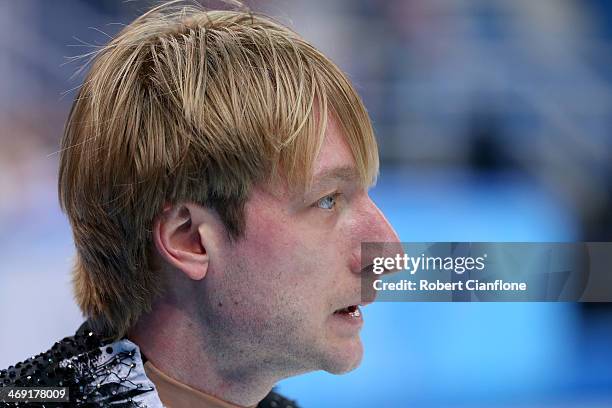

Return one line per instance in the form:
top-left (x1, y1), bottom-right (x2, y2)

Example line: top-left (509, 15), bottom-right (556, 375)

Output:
top-left (153, 203), bottom-right (217, 281)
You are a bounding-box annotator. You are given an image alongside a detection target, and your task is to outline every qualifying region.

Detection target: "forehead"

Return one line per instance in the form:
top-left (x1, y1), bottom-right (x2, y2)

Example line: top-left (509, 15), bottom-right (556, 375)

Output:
top-left (258, 115), bottom-right (360, 202)
top-left (311, 115), bottom-right (358, 182)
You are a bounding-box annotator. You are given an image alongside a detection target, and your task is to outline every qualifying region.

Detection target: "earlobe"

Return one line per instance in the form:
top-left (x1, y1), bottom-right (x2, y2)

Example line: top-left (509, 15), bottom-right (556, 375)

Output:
top-left (153, 204), bottom-right (210, 281)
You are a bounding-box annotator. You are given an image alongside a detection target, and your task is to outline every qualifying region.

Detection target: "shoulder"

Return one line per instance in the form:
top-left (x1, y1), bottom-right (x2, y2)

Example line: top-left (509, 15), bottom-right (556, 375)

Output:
top-left (1, 322), bottom-right (159, 407)
top-left (1, 322), bottom-right (104, 388)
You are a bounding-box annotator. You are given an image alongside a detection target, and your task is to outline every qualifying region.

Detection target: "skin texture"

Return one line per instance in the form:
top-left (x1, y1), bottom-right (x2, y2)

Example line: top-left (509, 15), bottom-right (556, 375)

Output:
top-left (129, 116), bottom-right (401, 407)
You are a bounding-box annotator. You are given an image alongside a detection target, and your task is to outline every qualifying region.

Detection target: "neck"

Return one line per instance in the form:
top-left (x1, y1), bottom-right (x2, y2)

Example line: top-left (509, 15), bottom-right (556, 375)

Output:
top-left (128, 298), bottom-right (279, 407)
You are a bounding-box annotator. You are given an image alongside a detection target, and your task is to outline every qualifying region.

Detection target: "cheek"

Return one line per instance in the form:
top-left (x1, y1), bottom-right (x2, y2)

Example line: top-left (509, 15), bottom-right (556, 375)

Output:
top-left (206, 228), bottom-right (329, 350)
top-left (217, 208), bottom-right (309, 309)
top-left (227, 214), bottom-right (335, 323)
top-left (241, 212), bottom-right (344, 291)
top-left (243, 214), bottom-right (299, 278)
top-left (238, 196), bottom-right (337, 284)
top-left (210, 192), bottom-right (353, 324)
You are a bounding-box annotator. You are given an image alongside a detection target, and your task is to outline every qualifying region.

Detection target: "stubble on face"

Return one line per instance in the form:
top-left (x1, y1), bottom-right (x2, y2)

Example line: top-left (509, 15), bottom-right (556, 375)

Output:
top-left (197, 186), bottom-right (363, 380)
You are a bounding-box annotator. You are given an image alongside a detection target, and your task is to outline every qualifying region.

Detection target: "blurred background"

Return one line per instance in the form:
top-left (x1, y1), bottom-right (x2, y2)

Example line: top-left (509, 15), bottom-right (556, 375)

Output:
top-left (1, 0), bottom-right (612, 407)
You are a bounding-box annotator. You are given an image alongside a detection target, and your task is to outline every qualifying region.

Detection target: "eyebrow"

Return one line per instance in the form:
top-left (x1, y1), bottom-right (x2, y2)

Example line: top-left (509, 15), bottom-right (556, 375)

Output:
top-left (312, 165), bottom-right (360, 185)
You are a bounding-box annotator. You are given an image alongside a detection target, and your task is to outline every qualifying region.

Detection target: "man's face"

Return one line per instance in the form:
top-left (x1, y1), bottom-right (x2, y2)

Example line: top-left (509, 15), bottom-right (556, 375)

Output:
top-left (200, 116), bottom-right (399, 377)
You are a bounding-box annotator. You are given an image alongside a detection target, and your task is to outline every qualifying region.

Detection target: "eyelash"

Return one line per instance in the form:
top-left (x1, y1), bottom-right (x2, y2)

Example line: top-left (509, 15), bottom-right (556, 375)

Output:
top-left (316, 193), bottom-right (340, 210)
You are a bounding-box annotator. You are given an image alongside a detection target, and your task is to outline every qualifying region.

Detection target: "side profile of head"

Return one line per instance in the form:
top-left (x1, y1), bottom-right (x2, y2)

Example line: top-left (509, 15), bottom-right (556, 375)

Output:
top-left (59, 0), bottom-right (399, 388)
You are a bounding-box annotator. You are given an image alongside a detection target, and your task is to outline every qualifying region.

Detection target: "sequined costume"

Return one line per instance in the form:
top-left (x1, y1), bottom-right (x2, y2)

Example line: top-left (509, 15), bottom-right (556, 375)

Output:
top-left (0, 323), bottom-right (300, 408)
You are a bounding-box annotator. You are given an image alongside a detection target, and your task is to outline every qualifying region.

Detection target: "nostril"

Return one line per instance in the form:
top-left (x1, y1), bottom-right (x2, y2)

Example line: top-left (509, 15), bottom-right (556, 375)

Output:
top-left (360, 263), bottom-right (374, 274)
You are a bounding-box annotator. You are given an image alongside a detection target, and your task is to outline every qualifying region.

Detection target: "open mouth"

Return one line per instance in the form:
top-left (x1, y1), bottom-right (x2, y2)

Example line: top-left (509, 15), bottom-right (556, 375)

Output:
top-left (334, 305), bottom-right (361, 318)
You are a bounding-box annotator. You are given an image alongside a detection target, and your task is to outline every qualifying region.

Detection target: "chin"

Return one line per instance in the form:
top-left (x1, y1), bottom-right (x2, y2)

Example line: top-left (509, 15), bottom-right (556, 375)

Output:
top-left (321, 336), bottom-right (364, 374)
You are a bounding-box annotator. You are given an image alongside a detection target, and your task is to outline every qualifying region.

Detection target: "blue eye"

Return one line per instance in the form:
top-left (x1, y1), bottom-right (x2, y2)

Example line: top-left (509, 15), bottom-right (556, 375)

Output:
top-left (317, 194), bottom-right (337, 210)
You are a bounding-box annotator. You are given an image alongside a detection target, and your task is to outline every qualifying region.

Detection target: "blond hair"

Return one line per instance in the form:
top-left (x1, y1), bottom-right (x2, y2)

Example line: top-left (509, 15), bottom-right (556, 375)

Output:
top-left (59, 1), bottom-right (378, 338)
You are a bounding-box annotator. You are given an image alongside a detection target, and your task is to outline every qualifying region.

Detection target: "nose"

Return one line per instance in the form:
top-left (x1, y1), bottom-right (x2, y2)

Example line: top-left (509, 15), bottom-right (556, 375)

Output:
top-left (366, 199), bottom-right (400, 244)
top-left (354, 195), bottom-right (404, 275)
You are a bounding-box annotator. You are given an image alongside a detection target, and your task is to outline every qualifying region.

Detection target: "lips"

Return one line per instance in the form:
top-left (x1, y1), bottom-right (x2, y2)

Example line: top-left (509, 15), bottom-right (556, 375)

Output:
top-left (334, 304), bottom-right (361, 318)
